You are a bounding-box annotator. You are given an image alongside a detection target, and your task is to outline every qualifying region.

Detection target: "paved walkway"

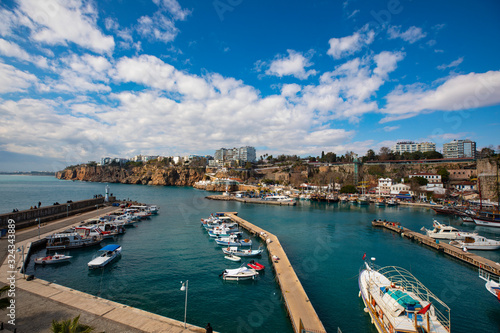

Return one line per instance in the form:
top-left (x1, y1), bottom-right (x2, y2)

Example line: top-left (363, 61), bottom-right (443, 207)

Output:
top-left (0, 206), bottom-right (206, 333)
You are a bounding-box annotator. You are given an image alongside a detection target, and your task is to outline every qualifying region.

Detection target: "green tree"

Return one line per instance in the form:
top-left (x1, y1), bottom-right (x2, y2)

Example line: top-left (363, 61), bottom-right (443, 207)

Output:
top-left (412, 176), bottom-right (428, 186)
top-left (51, 315), bottom-right (94, 333)
top-left (365, 149), bottom-right (376, 161)
top-left (437, 168), bottom-right (450, 183)
top-left (340, 185), bottom-right (357, 193)
top-left (422, 151), bottom-right (443, 159)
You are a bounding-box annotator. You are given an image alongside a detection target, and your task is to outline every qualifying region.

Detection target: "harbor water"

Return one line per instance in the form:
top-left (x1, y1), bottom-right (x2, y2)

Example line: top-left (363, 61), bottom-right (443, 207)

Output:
top-left (1, 175), bottom-right (500, 333)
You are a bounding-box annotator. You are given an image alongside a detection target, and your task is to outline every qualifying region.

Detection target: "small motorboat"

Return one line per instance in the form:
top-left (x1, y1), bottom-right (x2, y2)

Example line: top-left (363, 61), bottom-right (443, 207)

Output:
top-left (222, 246), bottom-right (263, 257)
top-left (88, 244), bottom-right (122, 269)
top-left (215, 236), bottom-right (252, 247)
top-left (220, 267), bottom-right (259, 281)
top-left (247, 260), bottom-right (265, 271)
top-left (224, 253), bottom-right (241, 262)
top-left (34, 253), bottom-right (72, 265)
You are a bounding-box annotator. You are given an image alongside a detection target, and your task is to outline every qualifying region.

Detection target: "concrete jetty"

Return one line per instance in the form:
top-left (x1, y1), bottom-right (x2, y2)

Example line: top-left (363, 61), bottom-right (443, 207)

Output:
top-left (207, 195), bottom-right (296, 206)
top-left (0, 204), bottom-right (206, 333)
top-left (224, 212), bottom-right (326, 333)
top-left (372, 220), bottom-right (500, 276)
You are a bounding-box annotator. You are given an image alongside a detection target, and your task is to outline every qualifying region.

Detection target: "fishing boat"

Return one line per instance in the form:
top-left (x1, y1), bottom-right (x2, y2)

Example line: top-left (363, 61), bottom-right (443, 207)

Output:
top-left (208, 229), bottom-right (242, 238)
top-left (357, 195), bottom-right (370, 205)
top-left (46, 232), bottom-right (102, 250)
top-left (420, 219), bottom-right (477, 240)
top-left (375, 198), bottom-right (386, 207)
top-left (215, 236), bottom-right (252, 247)
top-left (359, 262), bottom-right (451, 333)
top-left (247, 260), bottom-right (265, 271)
top-left (222, 246), bottom-right (263, 257)
top-left (479, 269), bottom-right (500, 302)
top-left (34, 253), bottom-right (72, 265)
top-left (449, 235), bottom-right (500, 250)
top-left (472, 211), bottom-right (500, 228)
top-left (263, 194), bottom-right (294, 202)
top-left (386, 198), bottom-right (398, 206)
top-left (224, 253), bottom-right (241, 262)
top-left (88, 244), bottom-right (122, 269)
top-left (220, 266), bottom-right (259, 281)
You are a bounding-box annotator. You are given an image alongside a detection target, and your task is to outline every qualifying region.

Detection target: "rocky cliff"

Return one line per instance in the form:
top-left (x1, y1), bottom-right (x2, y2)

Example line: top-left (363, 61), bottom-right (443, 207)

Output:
top-left (56, 165), bottom-right (206, 186)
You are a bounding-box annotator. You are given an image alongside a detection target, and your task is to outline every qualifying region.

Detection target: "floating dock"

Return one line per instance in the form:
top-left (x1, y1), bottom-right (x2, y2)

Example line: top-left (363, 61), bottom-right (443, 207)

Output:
top-left (224, 212), bottom-right (326, 333)
top-left (372, 220), bottom-right (500, 276)
top-left (207, 195), bottom-right (296, 206)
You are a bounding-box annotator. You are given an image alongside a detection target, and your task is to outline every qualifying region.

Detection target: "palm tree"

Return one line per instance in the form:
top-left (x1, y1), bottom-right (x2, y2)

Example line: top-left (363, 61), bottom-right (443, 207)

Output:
top-left (50, 315), bottom-right (94, 333)
top-left (0, 285), bottom-right (11, 310)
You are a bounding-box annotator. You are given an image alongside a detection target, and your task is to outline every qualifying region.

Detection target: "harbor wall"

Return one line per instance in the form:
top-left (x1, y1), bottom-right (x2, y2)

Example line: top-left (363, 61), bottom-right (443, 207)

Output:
top-left (0, 197), bottom-right (112, 230)
top-left (477, 158), bottom-right (499, 201)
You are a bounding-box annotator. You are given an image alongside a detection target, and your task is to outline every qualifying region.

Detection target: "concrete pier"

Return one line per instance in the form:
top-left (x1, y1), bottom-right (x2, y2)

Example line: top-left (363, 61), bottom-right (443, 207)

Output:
top-left (224, 212), bottom-right (326, 333)
top-left (0, 205), bottom-right (206, 333)
top-left (372, 220), bottom-right (500, 276)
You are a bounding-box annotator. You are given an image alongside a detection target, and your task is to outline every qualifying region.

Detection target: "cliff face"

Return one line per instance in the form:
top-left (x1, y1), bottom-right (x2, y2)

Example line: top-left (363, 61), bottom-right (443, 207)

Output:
top-left (56, 165), bottom-right (205, 186)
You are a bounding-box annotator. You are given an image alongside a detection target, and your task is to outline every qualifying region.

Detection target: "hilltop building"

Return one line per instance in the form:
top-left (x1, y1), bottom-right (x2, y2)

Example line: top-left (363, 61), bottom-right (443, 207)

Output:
top-left (211, 146), bottom-right (256, 167)
top-left (443, 139), bottom-right (477, 159)
top-left (391, 141), bottom-right (436, 154)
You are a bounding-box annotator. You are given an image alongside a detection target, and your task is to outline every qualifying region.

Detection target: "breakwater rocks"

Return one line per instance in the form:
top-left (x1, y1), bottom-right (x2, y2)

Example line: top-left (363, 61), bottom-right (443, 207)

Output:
top-left (56, 164), bottom-right (205, 186)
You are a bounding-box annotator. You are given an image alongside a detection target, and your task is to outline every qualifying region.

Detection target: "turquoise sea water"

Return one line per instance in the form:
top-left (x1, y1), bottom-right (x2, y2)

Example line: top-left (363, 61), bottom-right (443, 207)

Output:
top-left (2, 175), bottom-right (500, 333)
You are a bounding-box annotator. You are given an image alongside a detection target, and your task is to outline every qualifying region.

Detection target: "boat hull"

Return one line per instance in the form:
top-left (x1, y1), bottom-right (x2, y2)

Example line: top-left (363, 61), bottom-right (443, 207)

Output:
top-left (474, 218), bottom-right (500, 228)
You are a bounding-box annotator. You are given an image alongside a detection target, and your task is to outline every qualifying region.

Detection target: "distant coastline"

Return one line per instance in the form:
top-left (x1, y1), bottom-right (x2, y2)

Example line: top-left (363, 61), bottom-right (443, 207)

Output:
top-left (0, 171), bottom-right (55, 176)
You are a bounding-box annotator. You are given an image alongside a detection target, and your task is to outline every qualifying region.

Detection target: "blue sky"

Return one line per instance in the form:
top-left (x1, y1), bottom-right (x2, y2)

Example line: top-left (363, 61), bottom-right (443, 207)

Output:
top-left (0, 0), bottom-right (499, 171)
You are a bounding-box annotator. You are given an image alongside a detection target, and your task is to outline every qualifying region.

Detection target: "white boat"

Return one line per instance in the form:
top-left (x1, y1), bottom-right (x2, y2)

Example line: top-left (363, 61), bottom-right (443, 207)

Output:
top-left (263, 194), bottom-right (294, 202)
top-left (224, 253), bottom-right (241, 262)
top-left (386, 198), bottom-right (399, 206)
top-left (359, 262), bottom-right (450, 333)
top-left (88, 244), bottom-right (122, 269)
top-left (479, 269), bottom-right (500, 302)
top-left (46, 232), bottom-right (102, 250)
top-left (34, 253), bottom-right (72, 265)
top-left (357, 195), bottom-right (370, 205)
top-left (215, 236), bottom-right (252, 247)
top-left (221, 266), bottom-right (259, 281)
top-left (222, 246), bottom-right (263, 257)
top-left (449, 235), bottom-right (500, 250)
top-left (208, 229), bottom-right (242, 238)
top-left (421, 219), bottom-right (477, 240)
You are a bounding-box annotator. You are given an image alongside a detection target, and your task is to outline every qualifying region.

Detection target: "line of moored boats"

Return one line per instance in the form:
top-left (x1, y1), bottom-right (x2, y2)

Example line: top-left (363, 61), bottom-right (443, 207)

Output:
top-left (200, 213), bottom-right (266, 281)
top-left (34, 204), bottom-right (159, 269)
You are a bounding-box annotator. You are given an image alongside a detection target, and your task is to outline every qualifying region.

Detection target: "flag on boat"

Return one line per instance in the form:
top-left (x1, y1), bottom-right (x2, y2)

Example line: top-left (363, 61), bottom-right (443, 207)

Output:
top-left (362, 253), bottom-right (366, 260)
top-left (417, 303), bottom-right (431, 314)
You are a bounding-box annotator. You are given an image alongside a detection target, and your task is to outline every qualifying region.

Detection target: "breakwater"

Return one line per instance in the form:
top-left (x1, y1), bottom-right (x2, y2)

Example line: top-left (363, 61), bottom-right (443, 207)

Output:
top-left (372, 220), bottom-right (500, 276)
top-left (224, 212), bottom-right (326, 333)
top-left (0, 197), bottom-right (116, 230)
top-left (207, 195), bottom-right (296, 206)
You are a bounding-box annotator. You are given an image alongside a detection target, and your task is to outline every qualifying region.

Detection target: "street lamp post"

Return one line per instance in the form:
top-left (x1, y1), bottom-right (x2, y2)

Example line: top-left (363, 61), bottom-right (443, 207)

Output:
top-left (180, 280), bottom-right (188, 328)
top-left (67, 204), bottom-right (70, 217)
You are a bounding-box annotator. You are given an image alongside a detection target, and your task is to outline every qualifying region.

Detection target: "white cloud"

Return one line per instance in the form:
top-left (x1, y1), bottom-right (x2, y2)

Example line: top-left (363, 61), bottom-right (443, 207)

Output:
top-left (437, 57), bottom-right (463, 70)
top-left (327, 25), bottom-right (374, 59)
top-left (383, 125), bottom-right (399, 132)
top-left (0, 62), bottom-right (37, 93)
top-left (387, 26), bottom-right (426, 44)
top-left (266, 50), bottom-right (317, 80)
top-left (346, 9), bottom-right (359, 20)
top-left (17, 0), bottom-right (114, 54)
top-left (137, 0), bottom-right (190, 44)
top-left (381, 71), bottom-right (500, 122)
top-left (0, 38), bottom-right (48, 68)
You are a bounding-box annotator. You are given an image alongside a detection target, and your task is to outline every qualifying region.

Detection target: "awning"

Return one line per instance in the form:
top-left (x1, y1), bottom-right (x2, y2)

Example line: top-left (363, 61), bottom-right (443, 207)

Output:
top-left (99, 244), bottom-right (120, 252)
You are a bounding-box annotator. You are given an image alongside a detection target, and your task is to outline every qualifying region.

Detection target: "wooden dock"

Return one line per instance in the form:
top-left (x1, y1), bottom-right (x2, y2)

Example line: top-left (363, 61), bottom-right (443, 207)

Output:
top-left (372, 220), bottom-right (500, 276)
top-left (224, 213), bottom-right (326, 333)
top-left (207, 195), bottom-right (296, 206)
